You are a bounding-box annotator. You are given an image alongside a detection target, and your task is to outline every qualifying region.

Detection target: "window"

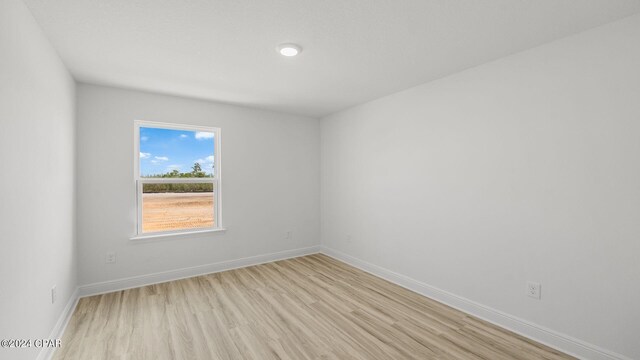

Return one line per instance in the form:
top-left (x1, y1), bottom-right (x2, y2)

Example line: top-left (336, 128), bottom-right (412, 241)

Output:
top-left (134, 121), bottom-right (221, 237)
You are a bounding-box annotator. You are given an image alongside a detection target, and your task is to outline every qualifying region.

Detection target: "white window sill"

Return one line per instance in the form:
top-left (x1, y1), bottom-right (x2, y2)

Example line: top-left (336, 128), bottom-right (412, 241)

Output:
top-left (130, 227), bottom-right (227, 241)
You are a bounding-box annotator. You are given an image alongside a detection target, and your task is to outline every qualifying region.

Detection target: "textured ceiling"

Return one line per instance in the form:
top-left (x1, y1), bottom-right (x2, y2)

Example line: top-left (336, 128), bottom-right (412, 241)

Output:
top-left (24, 0), bottom-right (640, 117)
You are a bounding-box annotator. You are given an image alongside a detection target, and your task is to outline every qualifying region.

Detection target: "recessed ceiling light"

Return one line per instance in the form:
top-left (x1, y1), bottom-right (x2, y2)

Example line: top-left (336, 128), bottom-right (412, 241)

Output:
top-left (277, 43), bottom-right (302, 57)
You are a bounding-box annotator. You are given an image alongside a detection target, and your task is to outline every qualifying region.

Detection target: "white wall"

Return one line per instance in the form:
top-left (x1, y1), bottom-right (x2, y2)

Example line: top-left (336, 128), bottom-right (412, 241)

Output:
top-left (0, 1), bottom-right (77, 360)
top-left (321, 14), bottom-right (640, 359)
top-left (76, 84), bottom-right (320, 286)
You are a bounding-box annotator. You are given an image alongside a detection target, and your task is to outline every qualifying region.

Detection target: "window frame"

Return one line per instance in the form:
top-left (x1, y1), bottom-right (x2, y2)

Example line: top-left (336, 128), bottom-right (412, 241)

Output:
top-left (133, 120), bottom-right (222, 238)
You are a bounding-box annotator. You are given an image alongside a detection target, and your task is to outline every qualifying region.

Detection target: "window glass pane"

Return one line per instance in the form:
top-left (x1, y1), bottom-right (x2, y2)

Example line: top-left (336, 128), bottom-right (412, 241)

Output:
top-left (139, 127), bottom-right (215, 178)
top-left (142, 183), bottom-right (215, 233)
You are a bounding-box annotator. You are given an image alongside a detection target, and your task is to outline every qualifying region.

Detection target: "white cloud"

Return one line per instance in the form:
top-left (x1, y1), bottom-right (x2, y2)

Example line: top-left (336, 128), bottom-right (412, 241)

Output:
top-left (166, 164), bottom-right (182, 172)
top-left (141, 136), bottom-right (149, 141)
top-left (194, 155), bottom-right (215, 164)
top-left (193, 155), bottom-right (214, 164)
top-left (151, 156), bottom-right (168, 164)
top-left (179, 134), bottom-right (188, 139)
top-left (195, 131), bottom-right (214, 140)
top-left (140, 152), bottom-right (151, 159)
top-left (194, 155), bottom-right (215, 174)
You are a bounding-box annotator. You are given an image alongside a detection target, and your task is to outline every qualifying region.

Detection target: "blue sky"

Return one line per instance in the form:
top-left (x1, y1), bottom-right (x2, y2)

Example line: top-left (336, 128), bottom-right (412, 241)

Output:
top-left (139, 127), bottom-right (215, 177)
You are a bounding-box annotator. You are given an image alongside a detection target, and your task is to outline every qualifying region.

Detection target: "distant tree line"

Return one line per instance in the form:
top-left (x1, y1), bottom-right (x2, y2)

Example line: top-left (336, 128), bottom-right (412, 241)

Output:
top-left (143, 163), bottom-right (214, 193)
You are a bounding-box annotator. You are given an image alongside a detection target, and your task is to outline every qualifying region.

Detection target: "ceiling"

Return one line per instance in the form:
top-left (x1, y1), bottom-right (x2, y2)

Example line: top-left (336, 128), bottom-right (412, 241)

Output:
top-left (24, 0), bottom-right (640, 117)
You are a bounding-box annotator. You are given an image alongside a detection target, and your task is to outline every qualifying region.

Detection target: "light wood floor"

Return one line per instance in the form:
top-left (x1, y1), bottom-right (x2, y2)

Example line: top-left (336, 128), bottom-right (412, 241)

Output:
top-left (54, 254), bottom-right (574, 360)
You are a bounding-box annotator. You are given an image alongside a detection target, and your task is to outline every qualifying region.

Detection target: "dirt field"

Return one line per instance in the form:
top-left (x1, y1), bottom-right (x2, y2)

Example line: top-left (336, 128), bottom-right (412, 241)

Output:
top-left (142, 192), bottom-right (214, 233)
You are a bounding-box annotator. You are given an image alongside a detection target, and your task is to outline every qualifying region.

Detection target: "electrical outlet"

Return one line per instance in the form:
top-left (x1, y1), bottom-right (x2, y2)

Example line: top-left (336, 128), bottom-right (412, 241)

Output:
top-left (51, 285), bottom-right (57, 304)
top-left (284, 231), bottom-right (292, 239)
top-left (527, 282), bottom-right (541, 300)
top-left (106, 252), bottom-right (117, 264)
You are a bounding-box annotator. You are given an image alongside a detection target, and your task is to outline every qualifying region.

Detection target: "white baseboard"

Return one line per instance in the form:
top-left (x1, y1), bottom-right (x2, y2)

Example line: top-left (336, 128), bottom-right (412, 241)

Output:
top-left (320, 246), bottom-right (631, 360)
top-left (78, 245), bottom-right (321, 297)
top-left (37, 287), bottom-right (79, 360)
top-left (42, 246), bottom-right (320, 358)
top-left (44, 245), bottom-right (629, 360)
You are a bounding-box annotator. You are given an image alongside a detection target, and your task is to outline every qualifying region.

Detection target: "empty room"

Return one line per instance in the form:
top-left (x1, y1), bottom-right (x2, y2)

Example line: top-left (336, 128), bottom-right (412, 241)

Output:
top-left (2, 0), bottom-right (640, 359)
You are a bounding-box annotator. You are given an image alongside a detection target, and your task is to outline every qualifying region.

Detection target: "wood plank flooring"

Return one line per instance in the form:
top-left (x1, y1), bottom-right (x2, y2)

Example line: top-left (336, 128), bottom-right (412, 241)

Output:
top-left (54, 254), bottom-right (574, 359)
